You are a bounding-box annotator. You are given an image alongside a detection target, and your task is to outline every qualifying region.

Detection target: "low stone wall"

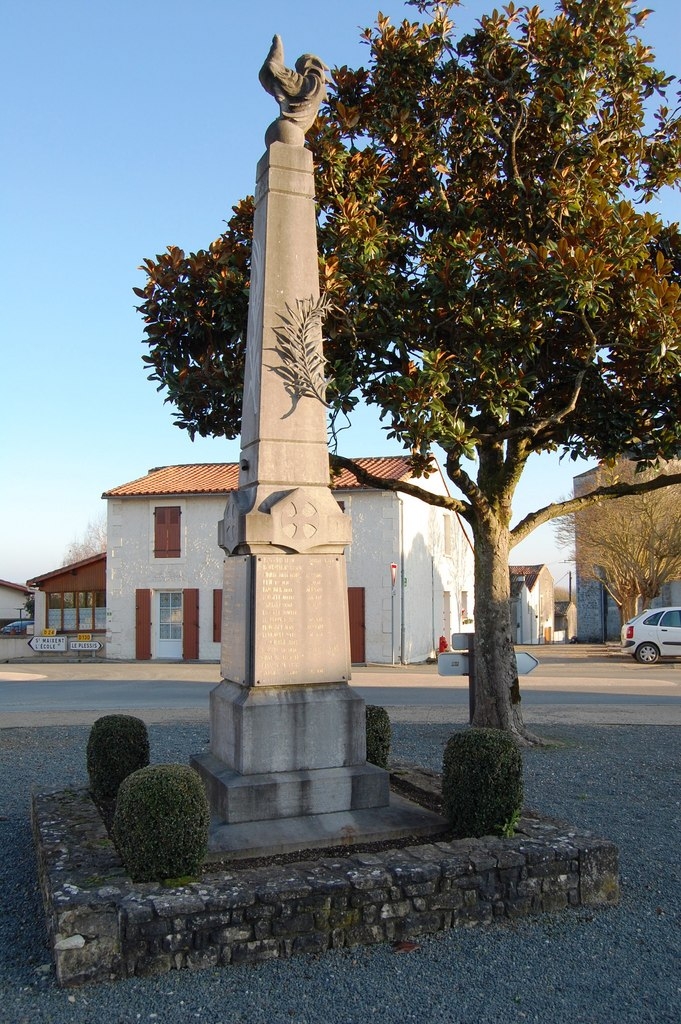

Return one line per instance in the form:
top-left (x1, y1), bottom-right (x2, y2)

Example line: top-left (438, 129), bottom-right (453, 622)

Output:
top-left (32, 785), bottom-right (619, 988)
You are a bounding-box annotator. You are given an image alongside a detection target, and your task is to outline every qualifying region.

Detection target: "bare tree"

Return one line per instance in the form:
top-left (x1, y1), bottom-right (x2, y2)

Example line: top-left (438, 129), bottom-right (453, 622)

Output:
top-left (556, 463), bottom-right (681, 623)
top-left (63, 513), bottom-right (107, 565)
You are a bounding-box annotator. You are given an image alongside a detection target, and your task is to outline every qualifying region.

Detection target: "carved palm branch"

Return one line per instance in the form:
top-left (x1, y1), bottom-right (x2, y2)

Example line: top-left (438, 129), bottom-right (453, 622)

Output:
top-left (271, 294), bottom-right (332, 410)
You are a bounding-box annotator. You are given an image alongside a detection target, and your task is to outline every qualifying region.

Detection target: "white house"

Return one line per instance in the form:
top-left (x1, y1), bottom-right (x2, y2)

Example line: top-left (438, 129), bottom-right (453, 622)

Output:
top-left (103, 457), bottom-right (475, 664)
top-left (509, 564), bottom-right (555, 645)
top-left (0, 579), bottom-right (31, 625)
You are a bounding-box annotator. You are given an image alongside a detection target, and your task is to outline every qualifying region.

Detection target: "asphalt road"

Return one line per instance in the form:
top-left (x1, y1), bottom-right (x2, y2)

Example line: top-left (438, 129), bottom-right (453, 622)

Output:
top-left (1, 645), bottom-right (680, 726)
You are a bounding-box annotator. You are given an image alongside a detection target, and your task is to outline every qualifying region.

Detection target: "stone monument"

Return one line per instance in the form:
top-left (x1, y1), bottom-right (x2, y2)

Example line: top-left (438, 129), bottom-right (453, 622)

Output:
top-left (191, 36), bottom-right (445, 857)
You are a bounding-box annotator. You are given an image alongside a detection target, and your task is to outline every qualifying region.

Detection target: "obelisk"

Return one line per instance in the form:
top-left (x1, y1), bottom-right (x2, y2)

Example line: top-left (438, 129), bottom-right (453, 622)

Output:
top-left (191, 36), bottom-right (391, 843)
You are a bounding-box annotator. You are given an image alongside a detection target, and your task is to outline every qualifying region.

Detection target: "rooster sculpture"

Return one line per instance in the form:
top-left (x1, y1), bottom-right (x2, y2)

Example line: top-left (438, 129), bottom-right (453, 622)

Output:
top-left (259, 34), bottom-right (327, 145)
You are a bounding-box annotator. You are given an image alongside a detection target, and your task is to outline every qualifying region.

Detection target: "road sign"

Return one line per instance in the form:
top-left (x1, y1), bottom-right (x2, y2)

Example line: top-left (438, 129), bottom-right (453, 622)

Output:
top-left (70, 640), bottom-right (102, 651)
top-left (515, 651), bottom-right (539, 675)
top-left (438, 652), bottom-right (469, 676)
top-left (28, 635), bottom-right (67, 652)
top-left (438, 649), bottom-right (540, 677)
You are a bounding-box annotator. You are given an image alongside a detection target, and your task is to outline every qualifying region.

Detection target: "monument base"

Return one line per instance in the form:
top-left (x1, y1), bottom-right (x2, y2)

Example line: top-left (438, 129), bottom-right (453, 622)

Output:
top-left (202, 792), bottom-right (449, 862)
top-left (208, 679), bottom-right (369, 775)
top-left (191, 678), bottom-right (393, 829)
top-left (191, 751), bottom-right (390, 824)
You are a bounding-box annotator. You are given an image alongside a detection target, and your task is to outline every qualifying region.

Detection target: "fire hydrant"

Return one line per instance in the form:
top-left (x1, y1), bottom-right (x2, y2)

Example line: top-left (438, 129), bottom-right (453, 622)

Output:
top-left (438, 635), bottom-right (449, 654)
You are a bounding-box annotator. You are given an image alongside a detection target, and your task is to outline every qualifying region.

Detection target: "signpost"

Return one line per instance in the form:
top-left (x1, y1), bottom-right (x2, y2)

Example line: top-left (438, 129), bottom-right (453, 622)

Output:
top-left (438, 639), bottom-right (539, 723)
top-left (27, 635), bottom-right (102, 653)
top-left (390, 563), bottom-right (397, 666)
top-left (28, 635), bottom-right (67, 653)
top-left (437, 649), bottom-right (539, 676)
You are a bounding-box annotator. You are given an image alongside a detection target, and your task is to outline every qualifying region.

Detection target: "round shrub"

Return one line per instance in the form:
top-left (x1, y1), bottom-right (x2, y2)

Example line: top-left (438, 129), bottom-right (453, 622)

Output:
top-left (86, 714), bottom-right (150, 803)
top-left (113, 764), bottom-right (210, 883)
top-left (366, 704), bottom-right (391, 769)
top-left (442, 728), bottom-right (523, 839)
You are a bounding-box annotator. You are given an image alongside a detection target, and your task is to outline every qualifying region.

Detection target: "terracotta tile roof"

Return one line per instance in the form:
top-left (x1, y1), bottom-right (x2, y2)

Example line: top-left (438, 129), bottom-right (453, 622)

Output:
top-left (103, 464), bottom-right (241, 497)
top-left (103, 457), bottom-right (415, 498)
top-left (331, 456), bottom-right (414, 489)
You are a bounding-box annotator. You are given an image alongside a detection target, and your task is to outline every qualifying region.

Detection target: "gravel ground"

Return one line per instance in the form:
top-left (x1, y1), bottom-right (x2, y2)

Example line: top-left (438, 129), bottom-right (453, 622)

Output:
top-left (1, 721), bottom-right (680, 1024)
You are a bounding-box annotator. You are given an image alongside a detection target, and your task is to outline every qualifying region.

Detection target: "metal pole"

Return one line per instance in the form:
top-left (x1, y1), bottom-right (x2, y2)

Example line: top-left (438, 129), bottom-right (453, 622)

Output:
top-left (468, 633), bottom-right (476, 724)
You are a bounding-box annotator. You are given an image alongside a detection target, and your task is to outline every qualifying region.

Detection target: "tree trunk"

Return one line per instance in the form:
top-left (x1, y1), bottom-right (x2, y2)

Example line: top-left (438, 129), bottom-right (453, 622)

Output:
top-left (471, 513), bottom-right (543, 746)
top-left (620, 590), bottom-right (639, 624)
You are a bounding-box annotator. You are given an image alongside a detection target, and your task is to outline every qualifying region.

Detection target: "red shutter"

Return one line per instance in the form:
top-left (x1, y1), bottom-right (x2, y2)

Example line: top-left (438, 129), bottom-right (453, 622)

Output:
top-left (183, 588), bottom-right (199, 660)
top-left (213, 588), bottom-right (223, 644)
top-left (348, 587), bottom-right (366, 664)
top-left (135, 589), bottom-right (152, 660)
top-left (154, 506), bottom-right (181, 557)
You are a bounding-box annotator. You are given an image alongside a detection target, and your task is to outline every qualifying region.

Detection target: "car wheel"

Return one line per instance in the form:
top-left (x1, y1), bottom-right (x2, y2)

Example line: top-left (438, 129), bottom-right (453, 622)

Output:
top-left (635, 642), bottom-right (659, 665)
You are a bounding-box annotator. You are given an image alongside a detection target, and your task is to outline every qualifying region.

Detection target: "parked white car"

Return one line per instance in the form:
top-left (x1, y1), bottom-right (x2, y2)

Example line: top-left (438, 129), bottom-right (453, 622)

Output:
top-left (621, 607), bottom-right (681, 663)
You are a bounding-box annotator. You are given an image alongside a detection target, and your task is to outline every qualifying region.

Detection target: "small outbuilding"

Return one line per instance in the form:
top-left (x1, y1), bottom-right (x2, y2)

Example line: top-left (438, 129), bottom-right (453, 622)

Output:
top-left (28, 554), bottom-right (107, 644)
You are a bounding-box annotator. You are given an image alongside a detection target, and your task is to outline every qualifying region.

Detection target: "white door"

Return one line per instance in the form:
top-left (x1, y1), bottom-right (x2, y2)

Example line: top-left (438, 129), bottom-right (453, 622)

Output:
top-left (157, 591), bottom-right (183, 659)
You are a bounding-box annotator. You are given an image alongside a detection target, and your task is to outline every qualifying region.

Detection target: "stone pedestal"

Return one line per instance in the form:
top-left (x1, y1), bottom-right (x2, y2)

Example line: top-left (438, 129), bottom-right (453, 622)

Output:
top-left (191, 677), bottom-right (390, 825)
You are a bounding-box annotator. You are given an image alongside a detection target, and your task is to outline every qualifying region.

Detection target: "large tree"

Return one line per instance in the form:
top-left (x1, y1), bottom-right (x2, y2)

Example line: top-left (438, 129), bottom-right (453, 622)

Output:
top-left (557, 461), bottom-right (681, 622)
top-left (137, 0), bottom-right (681, 743)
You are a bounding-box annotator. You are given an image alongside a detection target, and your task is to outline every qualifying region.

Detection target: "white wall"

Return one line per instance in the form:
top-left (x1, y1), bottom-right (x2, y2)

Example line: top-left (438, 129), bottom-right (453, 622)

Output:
top-left (0, 583), bottom-right (30, 622)
top-left (106, 496), bottom-right (225, 660)
top-left (341, 474), bottom-right (474, 664)
top-left (106, 473), bottom-right (475, 665)
top-left (401, 492), bottom-right (474, 662)
top-left (514, 568), bottom-right (555, 645)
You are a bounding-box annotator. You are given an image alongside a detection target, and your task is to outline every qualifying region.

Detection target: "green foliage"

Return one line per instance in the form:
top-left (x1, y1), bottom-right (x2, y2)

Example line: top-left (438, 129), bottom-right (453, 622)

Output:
top-left (86, 715), bottom-right (150, 803)
top-left (365, 704), bottom-right (391, 768)
top-left (113, 764), bottom-right (210, 883)
top-left (136, 0), bottom-right (681, 740)
top-left (138, 0), bottom-right (681, 471)
top-left (442, 728), bottom-right (523, 838)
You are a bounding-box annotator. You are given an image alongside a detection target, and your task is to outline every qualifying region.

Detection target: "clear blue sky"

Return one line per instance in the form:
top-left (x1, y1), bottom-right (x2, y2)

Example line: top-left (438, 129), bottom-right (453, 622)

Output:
top-left (2, 0), bottom-right (680, 585)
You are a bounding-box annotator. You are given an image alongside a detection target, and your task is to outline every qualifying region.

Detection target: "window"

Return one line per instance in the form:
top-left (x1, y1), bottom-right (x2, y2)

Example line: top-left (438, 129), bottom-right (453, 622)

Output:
top-left (154, 506), bottom-right (181, 558)
top-left (48, 591), bottom-right (106, 631)
top-left (660, 610), bottom-right (681, 628)
top-left (643, 611), bottom-right (663, 625)
top-left (159, 592), bottom-right (182, 640)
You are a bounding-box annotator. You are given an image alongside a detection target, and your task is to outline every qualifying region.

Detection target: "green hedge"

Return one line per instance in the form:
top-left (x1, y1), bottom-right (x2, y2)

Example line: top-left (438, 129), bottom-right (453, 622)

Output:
top-left (442, 728), bottom-right (523, 838)
top-left (113, 764), bottom-right (210, 883)
top-left (366, 705), bottom-right (391, 769)
top-left (86, 714), bottom-right (150, 803)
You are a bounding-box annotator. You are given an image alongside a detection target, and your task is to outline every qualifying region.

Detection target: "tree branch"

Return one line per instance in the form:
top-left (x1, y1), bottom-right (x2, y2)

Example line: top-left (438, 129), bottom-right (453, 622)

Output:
top-left (329, 454), bottom-right (469, 515)
top-left (511, 471), bottom-right (681, 547)
top-left (485, 310), bottom-right (598, 446)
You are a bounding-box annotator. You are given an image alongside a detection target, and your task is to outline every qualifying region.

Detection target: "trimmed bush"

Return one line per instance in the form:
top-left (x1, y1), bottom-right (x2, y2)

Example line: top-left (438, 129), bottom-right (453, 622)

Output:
top-left (442, 728), bottom-right (523, 839)
top-left (113, 764), bottom-right (210, 883)
top-left (366, 705), bottom-right (391, 769)
top-left (86, 714), bottom-right (150, 803)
